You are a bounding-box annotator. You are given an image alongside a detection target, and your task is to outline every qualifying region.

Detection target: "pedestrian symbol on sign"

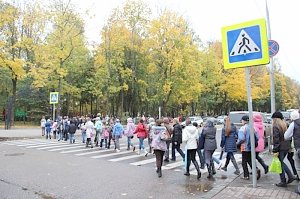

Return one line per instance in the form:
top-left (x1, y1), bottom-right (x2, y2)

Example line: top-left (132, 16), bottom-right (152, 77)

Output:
top-left (230, 29), bottom-right (260, 56)
top-left (49, 92), bottom-right (59, 104)
top-left (51, 94), bottom-right (57, 102)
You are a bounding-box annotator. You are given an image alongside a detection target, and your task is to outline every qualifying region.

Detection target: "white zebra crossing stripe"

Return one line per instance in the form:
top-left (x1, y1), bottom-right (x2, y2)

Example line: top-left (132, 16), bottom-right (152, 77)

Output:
top-left (37, 143), bottom-right (82, 150)
top-left (26, 143), bottom-right (70, 148)
top-left (75, 146), bottom-right (128, 156)
top-left (91, 150), bottom-right (133, 159)
top-left (48, 144), bottom-right (85, 152)
top-left (109, 153), bottom-right (145, 162)
top-left (130, 157), bottom-right (156, 166)
top-left (60, 148), bottom-right (93, 154)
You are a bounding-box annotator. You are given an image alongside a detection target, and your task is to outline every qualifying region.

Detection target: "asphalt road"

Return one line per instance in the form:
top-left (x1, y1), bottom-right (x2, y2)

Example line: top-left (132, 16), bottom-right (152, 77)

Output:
top-left (0, 126), bottom-right (237, 199)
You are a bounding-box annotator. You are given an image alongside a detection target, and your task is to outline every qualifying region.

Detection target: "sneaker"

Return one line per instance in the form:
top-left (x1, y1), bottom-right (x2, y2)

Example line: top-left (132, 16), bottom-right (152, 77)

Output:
top-left (132, 146), bottom-right (136, 152)
top-left (144, 152), bottom-right (148, 157)
top-left (116, 149), bottom-right (120, 153)
top-left (164, 158), bottom-right (169, 162)
top-left (184, 172), bottom-right (190, 176)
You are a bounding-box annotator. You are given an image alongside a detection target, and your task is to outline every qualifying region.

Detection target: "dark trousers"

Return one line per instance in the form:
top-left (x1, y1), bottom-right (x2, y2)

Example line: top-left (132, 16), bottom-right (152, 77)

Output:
top-left (224, 152), bottom-right (235, 166)
top-left (256, 152), bottom-right (268, 171)
top-left (171, 142), bottom-right (185, 160)
top-left (242, 151), bottom-right (252, 177)
top-left (197, 149), bottom-right (205, 166)
top-left (287, 151), bottom-right (298, 175)
top-left (278, 150), bottom-right (293, 183)
top-left (186, 149), bottom-right (199, 172)
top-left (154, 150), bottom-right (165, 168)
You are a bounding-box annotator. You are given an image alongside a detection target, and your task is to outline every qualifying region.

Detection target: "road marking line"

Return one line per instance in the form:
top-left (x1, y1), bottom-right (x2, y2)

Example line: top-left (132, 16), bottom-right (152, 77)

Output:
top-left (48, 144), bottom-right (84, 151)
top-left (75, 146), bottom-right (127, 156)
top-left (91, 150), bottom-right (132, 159)
top-left (109, 153), bottom-right (146, 162)
top-left (130, 157), bottom-right (156, 166)
top-left (38, 143), bottom-right (82, 150)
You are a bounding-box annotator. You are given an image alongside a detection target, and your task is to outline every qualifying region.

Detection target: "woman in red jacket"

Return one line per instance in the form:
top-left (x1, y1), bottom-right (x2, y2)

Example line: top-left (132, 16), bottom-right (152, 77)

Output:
top-left (134, 119), bottom-right (148, 156)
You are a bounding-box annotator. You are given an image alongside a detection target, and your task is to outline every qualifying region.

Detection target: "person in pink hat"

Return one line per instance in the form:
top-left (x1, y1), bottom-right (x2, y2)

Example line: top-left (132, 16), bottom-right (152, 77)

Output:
top-left (253, 113), bottom-right (269, 174)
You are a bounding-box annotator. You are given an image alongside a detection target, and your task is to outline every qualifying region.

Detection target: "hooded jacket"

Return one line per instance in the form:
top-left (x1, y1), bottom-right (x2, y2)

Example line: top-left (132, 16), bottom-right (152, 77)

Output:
top-left (124, 118), bottom-right (135, 137)
top-left (182, 124), bottom-right (199, 149)
top-left (202, 121), bottom-right (217, 151)
top-left (253, 113), bottom-right (265, 152)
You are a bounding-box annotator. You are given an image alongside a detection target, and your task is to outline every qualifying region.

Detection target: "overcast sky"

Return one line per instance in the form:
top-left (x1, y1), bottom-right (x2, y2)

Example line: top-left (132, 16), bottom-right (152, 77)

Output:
top-left (72, 0), bottom-right (299, 82)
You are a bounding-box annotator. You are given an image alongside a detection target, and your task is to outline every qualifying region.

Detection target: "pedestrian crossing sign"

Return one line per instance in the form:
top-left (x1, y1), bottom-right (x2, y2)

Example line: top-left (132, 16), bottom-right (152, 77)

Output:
top-left (222, 19), bottom-right (269, 69)
top-left (50, 92), bottom-right (59, 104)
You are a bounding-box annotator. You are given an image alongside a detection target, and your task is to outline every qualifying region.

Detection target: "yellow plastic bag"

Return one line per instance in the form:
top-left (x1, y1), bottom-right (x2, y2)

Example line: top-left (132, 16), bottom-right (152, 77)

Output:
top-left (269, 156), bottom-right (282, 174)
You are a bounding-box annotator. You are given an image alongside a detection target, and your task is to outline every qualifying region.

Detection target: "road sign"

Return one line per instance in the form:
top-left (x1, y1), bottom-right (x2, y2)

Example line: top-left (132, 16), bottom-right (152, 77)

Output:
top-left (222, 18), bottom-right (270, 69)
top-left (268, 40), bottom-right (279, 57)
top-left (50, 92), bottom-right (59, 104)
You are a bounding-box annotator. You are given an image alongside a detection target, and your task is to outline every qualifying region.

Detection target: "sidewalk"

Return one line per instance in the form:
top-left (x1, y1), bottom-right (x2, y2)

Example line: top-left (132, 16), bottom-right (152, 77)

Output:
top-left (212, 152), bottom-right (300, 199)
top-left (0, 127), bottom-right (41, 139)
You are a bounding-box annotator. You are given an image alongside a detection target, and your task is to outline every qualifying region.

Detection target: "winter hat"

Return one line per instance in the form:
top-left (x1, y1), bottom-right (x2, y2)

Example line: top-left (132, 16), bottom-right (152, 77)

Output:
top-left (253, 113), bottom-right (262, 122)
top-left (290, 110), bottom-right (300, 121)
top-left (271, 111), bottom-right (284, 120)
top-left (127, 117), bottom-right (133, 123)
top-left (241, 115), bottom-right (249, 122)
top-left (115, 119), bottom-right (120, 122)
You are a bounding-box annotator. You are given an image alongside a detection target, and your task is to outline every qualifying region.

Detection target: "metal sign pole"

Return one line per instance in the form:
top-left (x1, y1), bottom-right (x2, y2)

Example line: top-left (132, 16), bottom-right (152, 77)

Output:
top-left (53, 104), bottom-right (55, 121)
top-left (245, 67), bottom-right (257, 188)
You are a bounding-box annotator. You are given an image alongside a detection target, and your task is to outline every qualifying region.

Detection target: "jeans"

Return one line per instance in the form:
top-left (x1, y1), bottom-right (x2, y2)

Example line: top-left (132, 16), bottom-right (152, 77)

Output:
top-left (59, 130), bottom-right (64, 141)
top-left (278, 150), bottom-right (293, 183)
top-left (171, 142), bottom-right (185, 160)
top-left (114, 136), bottom-right (120, 150)
top-left (127, 136), bottom-right (134, 149)
top-left (69, 133), bottom-right (75, 143)
top-left (46, 129), bottom-right (51, 139)
top-left (100, 139), bottom-right (108, 148)
top-left (164, 141), bottom-right (171, 160)
top-left (138, 138), bottom-right (145, 150)
top-left (81, 132), bottom-right (86, 143)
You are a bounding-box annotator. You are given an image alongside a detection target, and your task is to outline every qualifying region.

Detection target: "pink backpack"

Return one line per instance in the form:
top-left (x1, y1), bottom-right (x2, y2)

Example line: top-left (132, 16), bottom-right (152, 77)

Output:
top-left (103, 129), bottom-right (109, 139)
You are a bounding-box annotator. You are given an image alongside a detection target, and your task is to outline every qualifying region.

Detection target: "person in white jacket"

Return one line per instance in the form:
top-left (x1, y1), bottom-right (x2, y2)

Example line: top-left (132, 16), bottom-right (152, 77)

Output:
top-left (182, 119), bottom-right (201, 179)
top-left (85, 117), bottom-right (95, 148)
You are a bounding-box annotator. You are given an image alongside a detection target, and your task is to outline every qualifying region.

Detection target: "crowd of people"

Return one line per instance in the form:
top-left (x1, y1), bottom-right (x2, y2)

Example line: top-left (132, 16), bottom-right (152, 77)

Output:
top-left (40, 110), bottom-right (300, 194)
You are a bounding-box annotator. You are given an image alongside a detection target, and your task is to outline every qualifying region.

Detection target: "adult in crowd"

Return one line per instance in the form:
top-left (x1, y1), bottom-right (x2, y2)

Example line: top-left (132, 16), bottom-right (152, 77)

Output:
top-left (272, 111), bottom-right (295, 187)
top-left (202, 119), bottom-right (217, 178)
top-left (163, 117), bottom-right (173, 162)
top-left (150, 119), bottom-right (167, 178)
top-left (40, 116), bottom-right (46, 136)
top-left (171, 118), bottom-right (185, 161)
top-left (182, 119), bottom-right (201, 179)
top-left (85, 117), bottom-right (95, 148)
top-left (220, 117), bottom-right (240, 175)
top-left (285, 110), bottom-right (300, 193)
